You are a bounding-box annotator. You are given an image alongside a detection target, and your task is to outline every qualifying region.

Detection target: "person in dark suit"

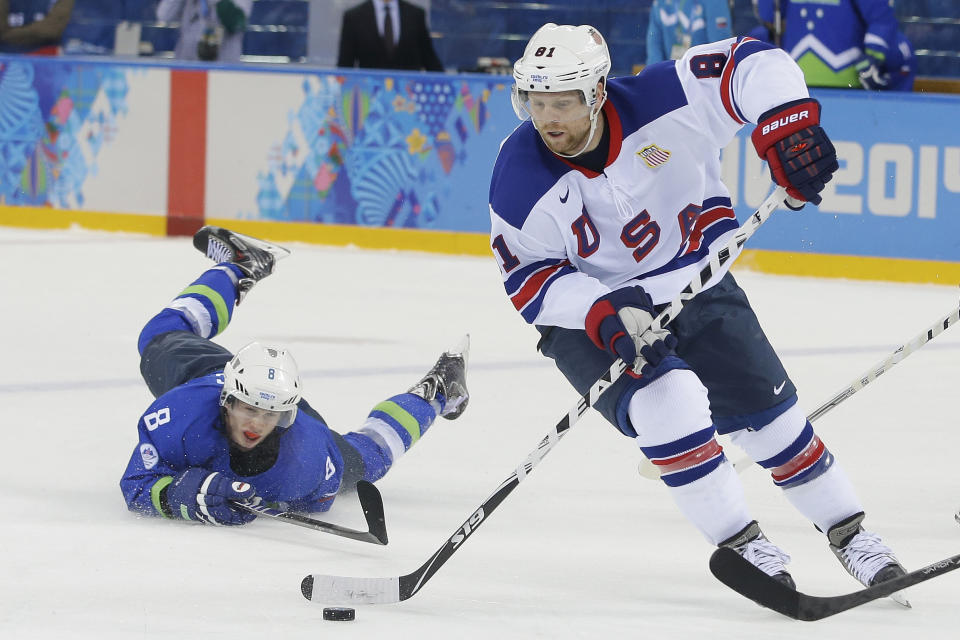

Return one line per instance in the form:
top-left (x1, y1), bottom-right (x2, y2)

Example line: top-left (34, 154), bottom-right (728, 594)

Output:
top-left (337, 0), bottom-right (443, 71)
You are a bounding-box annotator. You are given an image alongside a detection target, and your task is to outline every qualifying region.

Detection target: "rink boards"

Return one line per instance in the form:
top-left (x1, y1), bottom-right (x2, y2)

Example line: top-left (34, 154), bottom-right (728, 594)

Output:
top-left (1, 55), bottom-right (958, 282)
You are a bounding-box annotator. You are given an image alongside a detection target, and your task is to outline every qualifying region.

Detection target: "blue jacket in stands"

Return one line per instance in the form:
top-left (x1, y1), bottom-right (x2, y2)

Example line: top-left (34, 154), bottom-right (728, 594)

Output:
top-left (646, 0), bottom-right (732, 65)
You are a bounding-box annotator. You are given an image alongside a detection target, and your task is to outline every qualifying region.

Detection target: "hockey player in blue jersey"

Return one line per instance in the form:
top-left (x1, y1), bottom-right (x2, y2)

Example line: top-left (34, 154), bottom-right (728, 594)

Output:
top-left (490, 23), bottom-right (908, 601)
top-left (646, 0), bottom-right (733, 65)
top-left (750, 0), bottom-right (915, 91)
top-left (120, 227), bottom-right (469, 526)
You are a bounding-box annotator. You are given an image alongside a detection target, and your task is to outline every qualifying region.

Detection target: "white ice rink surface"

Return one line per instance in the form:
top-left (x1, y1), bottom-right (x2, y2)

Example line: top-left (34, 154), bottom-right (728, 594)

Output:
top-left (2, 226), bottom-right (959, 639)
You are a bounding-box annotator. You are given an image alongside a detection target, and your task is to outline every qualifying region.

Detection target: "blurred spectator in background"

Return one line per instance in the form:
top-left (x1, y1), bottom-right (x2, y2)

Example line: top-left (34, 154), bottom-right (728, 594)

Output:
top-left (337, 0), bottom-right (442, 71)
top-left (0, 0), bottom-right (73, 54)
top-left (646, 0), bottom-right (732, 65)
top-left (750, 0), bottom-right (915, 91)
top-left (157, 0), bottom-right (251, 62)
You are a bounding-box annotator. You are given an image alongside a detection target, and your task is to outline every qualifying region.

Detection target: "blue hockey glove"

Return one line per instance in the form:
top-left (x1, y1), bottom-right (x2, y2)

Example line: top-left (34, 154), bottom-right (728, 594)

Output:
top-left (161, 469), bottom-right (258, 526)
top-left (854, 54), bottom-right (890, 91)
top-left (752, 98), bottom-right (838, 206)
top-left (585, 286), bottom-right (677, 376)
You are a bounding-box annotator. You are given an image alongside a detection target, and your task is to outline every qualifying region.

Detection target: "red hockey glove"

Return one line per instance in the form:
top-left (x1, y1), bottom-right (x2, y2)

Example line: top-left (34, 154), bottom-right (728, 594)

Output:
top-left (751, 98), bottom-right (838, 206)
top-left (585, 286), bottom-right (677, 376)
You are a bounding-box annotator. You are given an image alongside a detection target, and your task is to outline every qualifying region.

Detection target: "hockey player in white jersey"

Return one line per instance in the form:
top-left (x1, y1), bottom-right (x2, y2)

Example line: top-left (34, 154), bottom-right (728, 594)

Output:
top-left (489, 23), bottom-right (907, 597)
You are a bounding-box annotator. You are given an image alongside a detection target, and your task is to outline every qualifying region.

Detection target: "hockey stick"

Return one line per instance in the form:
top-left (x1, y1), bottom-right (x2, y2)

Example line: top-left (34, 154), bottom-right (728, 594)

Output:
top-left (637, 296), bottom-right (960, 479)
top-left (233, 480), bottom-right (388, 545)
top-left (710, 545), bottom-right (960, 620)
top-left (300, 186), bottom-right (791, 605)
top-left (788, 301), bottom-right (960, 425)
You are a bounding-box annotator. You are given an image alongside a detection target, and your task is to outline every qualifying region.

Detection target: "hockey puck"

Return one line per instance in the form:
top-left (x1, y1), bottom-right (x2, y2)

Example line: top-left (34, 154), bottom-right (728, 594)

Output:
top-left (322, 607), bottom-right (356, 622)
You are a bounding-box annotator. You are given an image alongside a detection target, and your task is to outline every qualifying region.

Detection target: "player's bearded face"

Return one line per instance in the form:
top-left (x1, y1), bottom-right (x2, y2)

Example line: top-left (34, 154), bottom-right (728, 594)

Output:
top-left (224, 399), bottom-right (284, 450)
top-left (521, 90), bottom-right (595, 156)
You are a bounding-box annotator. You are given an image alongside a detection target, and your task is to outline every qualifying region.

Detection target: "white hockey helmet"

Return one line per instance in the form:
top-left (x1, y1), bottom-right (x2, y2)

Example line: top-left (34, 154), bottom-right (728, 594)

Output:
top-left (220, 342), bottom-right (302, 428)
top-left (511, 23), bottom-right (611, 122)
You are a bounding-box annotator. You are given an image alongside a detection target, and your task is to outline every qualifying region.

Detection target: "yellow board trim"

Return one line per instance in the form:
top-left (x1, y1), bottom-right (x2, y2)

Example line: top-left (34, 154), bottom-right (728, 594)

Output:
top-left (204, 217), bottom-right (492, 256)
top-left (0, 204), bottom-right (166, 235)
top-left (735, 248), bottom-right (960, 286)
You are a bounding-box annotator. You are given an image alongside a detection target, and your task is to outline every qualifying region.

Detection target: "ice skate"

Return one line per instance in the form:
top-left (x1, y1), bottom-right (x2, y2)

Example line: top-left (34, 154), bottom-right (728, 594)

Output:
top-left (828, 512), bottom-right (910, 607)
top-left (408, 335), bottom-right (470, 420)
top-left (193, 226), bottom-right (290, 303)
top-left (720, 520), bottom-right (795, 590)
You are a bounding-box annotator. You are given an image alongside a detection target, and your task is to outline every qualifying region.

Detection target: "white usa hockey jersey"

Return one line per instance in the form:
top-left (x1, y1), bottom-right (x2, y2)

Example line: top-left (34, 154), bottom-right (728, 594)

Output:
top-left (489, 37), bottom-right (808, 330)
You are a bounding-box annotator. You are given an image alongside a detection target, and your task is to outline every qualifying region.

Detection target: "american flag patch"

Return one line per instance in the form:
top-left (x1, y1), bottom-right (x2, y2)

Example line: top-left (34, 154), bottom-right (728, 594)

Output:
top-left (638, 144), bottom-right (671, 168)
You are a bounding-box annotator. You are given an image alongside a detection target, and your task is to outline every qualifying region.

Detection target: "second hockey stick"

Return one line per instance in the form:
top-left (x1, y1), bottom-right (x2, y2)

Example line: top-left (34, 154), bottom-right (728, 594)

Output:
top-left (234, 480), bottom-right (388, 545)
top-left (300, 186), bottom-right (790, 605)
top-left (637, 296), bottom-right (960, 479)
top-left (710, 545), bottom-right (960, 620)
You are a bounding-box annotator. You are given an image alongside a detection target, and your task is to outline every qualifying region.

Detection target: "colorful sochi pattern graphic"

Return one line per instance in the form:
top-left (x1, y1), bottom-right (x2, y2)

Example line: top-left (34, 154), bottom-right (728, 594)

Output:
top-left (255, 73), bottom-right (513, 232)
top-left (0, 58), bottom-right (130, 207)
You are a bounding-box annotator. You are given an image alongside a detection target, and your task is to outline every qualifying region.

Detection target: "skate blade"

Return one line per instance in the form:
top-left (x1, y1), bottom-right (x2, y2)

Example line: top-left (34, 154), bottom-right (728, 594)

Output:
top-left (233, 230), bottom-right (292, 262)
top-left (889, 589), bottom-right (911, 608)
top-left (445, 334), bottom-right (470, 362)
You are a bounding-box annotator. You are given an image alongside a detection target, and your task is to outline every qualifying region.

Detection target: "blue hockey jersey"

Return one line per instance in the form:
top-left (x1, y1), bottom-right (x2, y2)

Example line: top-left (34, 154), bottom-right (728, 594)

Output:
top-left (752, 0), bottom-right (914, 90)
top-left (120, 372), bottom-right (346, 516)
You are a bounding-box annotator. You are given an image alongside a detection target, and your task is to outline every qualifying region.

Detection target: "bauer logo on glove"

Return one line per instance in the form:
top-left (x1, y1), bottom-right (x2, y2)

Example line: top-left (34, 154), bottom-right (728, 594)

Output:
top-left (759, 107), bottom-right (811, 136)
top-left (751, 98), bottom-right (839, 206)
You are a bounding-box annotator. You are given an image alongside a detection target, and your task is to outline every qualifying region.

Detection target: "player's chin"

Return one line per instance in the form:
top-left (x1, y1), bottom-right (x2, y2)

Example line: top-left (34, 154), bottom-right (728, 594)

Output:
top-left (543, 132), bottom-right (571, 153)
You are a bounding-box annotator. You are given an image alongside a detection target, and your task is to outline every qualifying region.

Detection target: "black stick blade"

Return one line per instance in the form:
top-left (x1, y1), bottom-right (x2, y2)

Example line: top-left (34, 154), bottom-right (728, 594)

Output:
top-left (711, 547), bottom-right (960, 621)
top-left (710, 547), bottom-right (801, 619)
top-left (356, 480), bottom-right (388, 545)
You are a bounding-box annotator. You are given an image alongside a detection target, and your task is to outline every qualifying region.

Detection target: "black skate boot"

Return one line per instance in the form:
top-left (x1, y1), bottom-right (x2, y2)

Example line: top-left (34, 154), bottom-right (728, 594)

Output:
top-left (408, 335), bottom-right (470, 420)
top-left (828, 512), bottom-right (910, 607)
top-left (193, 226), bottom-right (290, 303)
top-left (720, 521), bottom-right (795, 590)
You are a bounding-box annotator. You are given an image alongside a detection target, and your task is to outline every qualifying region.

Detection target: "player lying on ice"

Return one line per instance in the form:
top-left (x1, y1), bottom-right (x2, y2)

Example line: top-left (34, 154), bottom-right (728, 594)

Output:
top-left (488, 23), bottom-right (907, 601)
top-left (120, 227), bottom-right (469, 526)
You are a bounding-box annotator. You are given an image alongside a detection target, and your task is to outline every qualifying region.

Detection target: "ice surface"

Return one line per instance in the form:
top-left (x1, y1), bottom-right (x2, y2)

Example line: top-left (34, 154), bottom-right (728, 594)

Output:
top-left (2, 226), bottom-right (959, 639)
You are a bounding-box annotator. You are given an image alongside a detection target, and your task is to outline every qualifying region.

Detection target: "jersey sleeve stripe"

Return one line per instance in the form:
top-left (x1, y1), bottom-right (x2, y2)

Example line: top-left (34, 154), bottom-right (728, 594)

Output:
top-left (509, 260), bottom-right (571, 311)
top-left (518, 264), bottom-right (578, 323)
top-left (508, 261), bottom-right (575, 322)
top-left (864, 32), bottom-right (890, 52)
top-left (719, 37), bottom-right (769, 125)
top-left (504, 257), bottom-right (568, 295)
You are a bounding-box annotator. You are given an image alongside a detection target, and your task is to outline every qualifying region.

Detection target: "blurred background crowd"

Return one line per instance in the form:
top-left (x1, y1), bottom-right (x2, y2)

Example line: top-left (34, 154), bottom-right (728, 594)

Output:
top-left (1, 1), bottom-right (957, 92)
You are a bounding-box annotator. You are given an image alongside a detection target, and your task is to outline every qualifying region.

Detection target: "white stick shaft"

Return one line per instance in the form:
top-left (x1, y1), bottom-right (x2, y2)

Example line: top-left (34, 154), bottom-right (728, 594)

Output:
top-left (305, 187), bottom-right (791, 605)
